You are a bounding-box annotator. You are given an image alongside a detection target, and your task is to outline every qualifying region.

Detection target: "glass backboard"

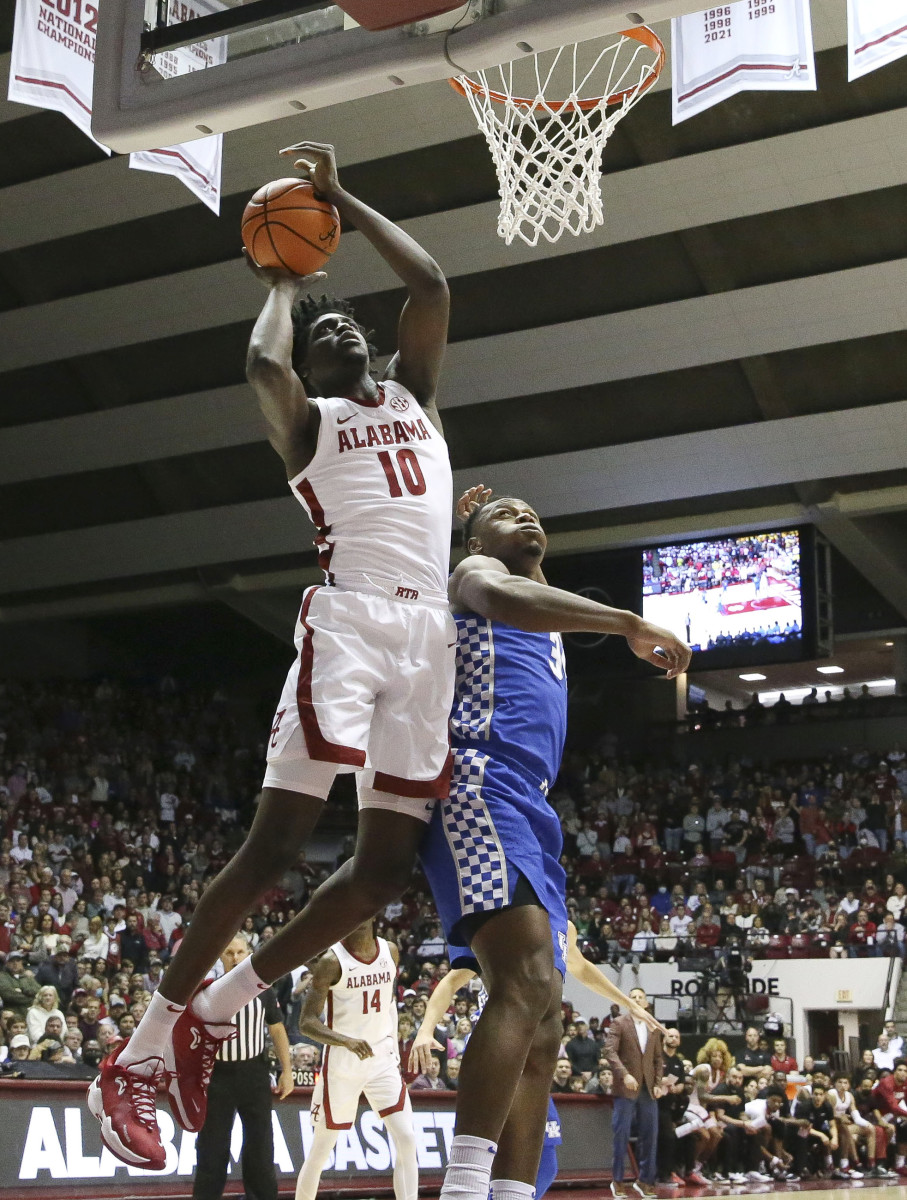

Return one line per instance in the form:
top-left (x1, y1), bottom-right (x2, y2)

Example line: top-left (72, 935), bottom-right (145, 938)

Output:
top-left (93, 0), bottom-right (704, 152)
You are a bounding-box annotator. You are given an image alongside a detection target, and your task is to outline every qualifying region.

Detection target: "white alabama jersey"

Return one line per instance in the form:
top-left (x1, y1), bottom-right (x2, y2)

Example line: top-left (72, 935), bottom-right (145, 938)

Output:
top-left (327, 937), bottom-right (399, 1060)
top-left (289, 380), bottom-right (452, 601)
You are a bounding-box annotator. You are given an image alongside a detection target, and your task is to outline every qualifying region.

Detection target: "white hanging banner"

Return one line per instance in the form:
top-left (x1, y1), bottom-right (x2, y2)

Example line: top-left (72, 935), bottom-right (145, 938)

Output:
top-left (847, 0), bottom-right (907, 79)
top-left (672, 0), bottom-right (816, 125)
top-left (7, 0), bottom-right (111, 153)
top-left (128, 0), bottom-right (226, 214)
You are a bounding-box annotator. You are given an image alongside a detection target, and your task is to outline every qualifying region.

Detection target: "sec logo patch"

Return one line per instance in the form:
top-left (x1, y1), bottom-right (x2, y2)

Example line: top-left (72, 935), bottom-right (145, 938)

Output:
top-left (389, 395), bottom-right (409, 412)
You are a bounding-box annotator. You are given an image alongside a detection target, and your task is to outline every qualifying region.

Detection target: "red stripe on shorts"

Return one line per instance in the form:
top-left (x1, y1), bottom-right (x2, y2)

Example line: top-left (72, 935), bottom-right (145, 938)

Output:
top-left (296, 587), bottom-right (366, 768)
top-left (373, 749), bottom-right (453, 800)
top-left (296, 478), bottom-right (335, 583)
top-left (377, 1078), bottom-right (407, 1118)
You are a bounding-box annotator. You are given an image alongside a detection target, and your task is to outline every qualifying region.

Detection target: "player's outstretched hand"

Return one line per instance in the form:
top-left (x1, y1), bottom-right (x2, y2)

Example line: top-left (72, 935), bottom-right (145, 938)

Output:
top-left (456, 484), bottom-right (492, 525)
top-left (346, 1037), bottom-right (374, 1061)
top-left (278, 141), bottom-right (342, 203)
top-left (628, 1000), bottom-right (668, 1036)
top-left (626, 620), bottom-right (691, 679)
top-left (409, 1035), bottom-right (444, 1075)
top-left (242, 247), bottom-right (327, 291)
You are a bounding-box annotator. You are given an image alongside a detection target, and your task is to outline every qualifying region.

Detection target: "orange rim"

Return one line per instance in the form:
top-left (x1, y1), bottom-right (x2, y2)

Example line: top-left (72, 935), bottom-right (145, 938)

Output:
top-left (448, 25), bottom-right (665, 113)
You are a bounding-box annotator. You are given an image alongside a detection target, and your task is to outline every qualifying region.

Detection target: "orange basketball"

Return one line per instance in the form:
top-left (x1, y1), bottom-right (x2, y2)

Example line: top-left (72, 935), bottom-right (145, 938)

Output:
top-left (241, 178), bottom-right (340, 277)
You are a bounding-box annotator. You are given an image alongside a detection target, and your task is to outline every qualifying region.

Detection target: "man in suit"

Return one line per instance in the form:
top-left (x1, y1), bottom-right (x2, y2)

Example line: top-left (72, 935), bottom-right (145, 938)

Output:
top-left (605, 986), bottom-right (664, 1199)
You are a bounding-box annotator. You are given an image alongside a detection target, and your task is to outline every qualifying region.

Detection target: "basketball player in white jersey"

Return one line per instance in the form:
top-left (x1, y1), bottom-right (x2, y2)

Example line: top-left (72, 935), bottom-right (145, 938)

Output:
top-left (91, 141), bottom-right (455, 1170)
top-left (295, 920), bottom-right (417, 1200)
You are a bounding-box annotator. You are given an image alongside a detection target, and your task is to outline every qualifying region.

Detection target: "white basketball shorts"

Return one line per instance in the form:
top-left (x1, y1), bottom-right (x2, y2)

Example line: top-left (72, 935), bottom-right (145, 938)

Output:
top-left (311, 1048), bottom-right (409, 1130)
top-left (263, 584), bottom-right (456, 820)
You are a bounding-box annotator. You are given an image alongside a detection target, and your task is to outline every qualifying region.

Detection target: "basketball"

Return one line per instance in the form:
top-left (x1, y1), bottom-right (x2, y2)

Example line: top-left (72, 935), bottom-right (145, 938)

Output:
top-left (241, 178), bottom-right (340, 277)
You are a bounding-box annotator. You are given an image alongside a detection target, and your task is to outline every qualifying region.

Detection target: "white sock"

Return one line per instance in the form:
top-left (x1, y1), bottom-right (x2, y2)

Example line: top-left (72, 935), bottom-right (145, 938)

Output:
top-left (116, 990), bottom-right (184, 1072)
top-left (191, 957), bottom-right (269, 1024)
top-left (897, 1155), bottom-right (905, 1168)
top-left (841, 1158), bottom-right (849, 1168)
top-left (491, 1180), bottom-right (536, 1200)
top-left (440, 1135), bottom-right (498, 1200)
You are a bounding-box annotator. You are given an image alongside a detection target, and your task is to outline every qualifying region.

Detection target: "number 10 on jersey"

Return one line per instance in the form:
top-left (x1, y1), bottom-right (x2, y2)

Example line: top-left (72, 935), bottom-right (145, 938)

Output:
top-left (378, 449), bottom-right (426, 497)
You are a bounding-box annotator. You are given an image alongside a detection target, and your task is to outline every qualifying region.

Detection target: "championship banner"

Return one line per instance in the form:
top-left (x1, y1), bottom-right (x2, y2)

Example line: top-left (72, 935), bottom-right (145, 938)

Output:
top-left (847, 0), bottom-right (907, 79)
top-left (128, 0), bottom-right (226, 214)
top-left (672, 0), bottom-right (816, 125)
top-left (7, 0), bottom-right (111, 152)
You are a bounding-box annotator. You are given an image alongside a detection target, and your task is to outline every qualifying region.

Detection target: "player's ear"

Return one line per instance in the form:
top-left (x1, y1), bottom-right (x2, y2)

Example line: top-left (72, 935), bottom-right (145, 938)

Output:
top-left (467, 537), bottom-right (482, 555)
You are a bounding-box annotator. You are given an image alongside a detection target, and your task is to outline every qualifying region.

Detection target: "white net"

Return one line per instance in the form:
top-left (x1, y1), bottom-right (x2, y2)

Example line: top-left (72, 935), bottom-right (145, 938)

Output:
top-left (453, 28), bottom-right (664, 247)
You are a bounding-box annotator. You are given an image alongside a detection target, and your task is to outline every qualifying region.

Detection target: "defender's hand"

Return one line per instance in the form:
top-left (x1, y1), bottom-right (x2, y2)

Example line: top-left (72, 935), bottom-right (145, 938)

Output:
top-left (242, 247), bottom-right (326, 290)
top-left (409, 1035), bottom-right (444, 1075)
top-left (278, 141), bottom-right (342, 202)
top-left (456, 485), bottom-right (492, 525)
top-left (628, 1000), bottom-right (667, 1035)
top-left (345, 1038), bottom-right (374, 1061)
top-left (626, 621), bottom-right (692, 679)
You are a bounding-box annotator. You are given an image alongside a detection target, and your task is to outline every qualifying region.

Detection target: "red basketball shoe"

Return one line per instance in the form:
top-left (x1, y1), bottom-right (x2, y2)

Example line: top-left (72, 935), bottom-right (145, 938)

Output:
top-left (166, 1003), bottom-right (237, 1132)
top-left (87, 1040), bottom-right (167, 1170)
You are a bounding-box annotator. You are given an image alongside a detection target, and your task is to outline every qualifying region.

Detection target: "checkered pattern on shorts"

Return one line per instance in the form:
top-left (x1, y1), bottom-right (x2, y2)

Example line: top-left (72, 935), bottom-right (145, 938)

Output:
top-left (442, 749), bottom-right (508, 914)
top-left (449, 616), bottom-right (494, 741)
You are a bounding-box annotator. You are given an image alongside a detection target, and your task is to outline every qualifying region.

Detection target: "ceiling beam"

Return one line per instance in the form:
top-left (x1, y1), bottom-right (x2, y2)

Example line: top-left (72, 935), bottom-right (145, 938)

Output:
top-left (814, 508), bottom-right (907, 621)
top-left (5, 102), bottom-right (907, 363)
top-left (2, 401), bottom-right (907, 596)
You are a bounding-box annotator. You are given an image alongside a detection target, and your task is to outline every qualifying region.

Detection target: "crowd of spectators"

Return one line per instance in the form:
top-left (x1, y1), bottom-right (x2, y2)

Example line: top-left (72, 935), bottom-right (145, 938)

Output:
top-left (689, 685), bottom-right (907, 731)
top-left (1, 674), bottom-right (906, 1088)
top-left (642, 533), bottom-right (800, 598)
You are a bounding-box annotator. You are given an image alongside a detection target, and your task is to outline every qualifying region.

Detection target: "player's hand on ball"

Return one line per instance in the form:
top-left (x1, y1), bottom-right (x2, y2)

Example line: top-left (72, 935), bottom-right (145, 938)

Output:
top-left (626, 620), bottom-right (692, 679)
top-left (409, 1036), bottom-right (444, 1075)
top-left (456, 484), bottom-right (492, 525)
top-left (347, 1037), bottom-right (374, 1061)
top-left (242, 247), bottom-right (327, 290)
top-left (278, 141), bottom-right (341, 202)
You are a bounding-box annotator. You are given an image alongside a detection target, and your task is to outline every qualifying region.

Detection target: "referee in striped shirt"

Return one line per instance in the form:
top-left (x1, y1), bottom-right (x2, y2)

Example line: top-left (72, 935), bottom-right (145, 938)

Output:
top-left (193, 935), bottom-right (294, 1200)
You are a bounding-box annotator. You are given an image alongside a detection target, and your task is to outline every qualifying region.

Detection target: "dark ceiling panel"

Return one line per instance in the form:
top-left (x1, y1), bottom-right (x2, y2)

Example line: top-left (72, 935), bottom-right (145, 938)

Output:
top-left (708, 186), bottom-right (907, 292)
top-left (0, 113), bottom-right (111, 189)
top-left (768, 330), bottom-right (907, 415)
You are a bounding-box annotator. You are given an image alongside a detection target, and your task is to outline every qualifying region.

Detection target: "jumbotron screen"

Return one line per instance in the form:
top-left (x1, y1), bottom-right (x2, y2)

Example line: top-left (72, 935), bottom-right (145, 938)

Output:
top-left (642, 530), bottom-right (803, 656)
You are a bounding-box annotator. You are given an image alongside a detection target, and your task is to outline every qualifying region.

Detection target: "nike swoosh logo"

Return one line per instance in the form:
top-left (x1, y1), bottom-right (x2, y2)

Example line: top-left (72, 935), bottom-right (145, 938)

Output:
top-left (337, 413), bottom-right (356, 424)
top-left (448, 642), bottom-right (457, 648)
top-left (166, 1004), bottom-right (184, 1013)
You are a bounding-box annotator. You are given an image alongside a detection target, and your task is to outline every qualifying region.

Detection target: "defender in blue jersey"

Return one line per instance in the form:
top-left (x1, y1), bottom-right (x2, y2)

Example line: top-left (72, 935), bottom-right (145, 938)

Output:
top-left (409, 923), bottom-right (665, 1198)
top-left (420, 486), bottom-right (690, 1200)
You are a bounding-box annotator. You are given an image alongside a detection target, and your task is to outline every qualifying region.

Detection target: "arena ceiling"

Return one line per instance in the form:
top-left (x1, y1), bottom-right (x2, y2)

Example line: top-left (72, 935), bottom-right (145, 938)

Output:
top-left (2, 3), bottom-right (907, 648)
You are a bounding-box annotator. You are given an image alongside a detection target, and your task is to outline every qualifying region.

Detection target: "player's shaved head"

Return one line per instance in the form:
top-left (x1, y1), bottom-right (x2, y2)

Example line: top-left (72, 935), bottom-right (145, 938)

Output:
top-left (464, 497), bottom-right (546, 565)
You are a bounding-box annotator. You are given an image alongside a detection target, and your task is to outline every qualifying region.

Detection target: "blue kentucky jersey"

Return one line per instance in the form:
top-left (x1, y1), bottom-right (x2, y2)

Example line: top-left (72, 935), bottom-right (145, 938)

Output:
top-left (450, 613), bottom-right (568, 789)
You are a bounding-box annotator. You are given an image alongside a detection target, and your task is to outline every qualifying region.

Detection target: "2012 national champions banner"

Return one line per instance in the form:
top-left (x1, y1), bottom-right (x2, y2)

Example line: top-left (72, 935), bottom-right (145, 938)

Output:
top-left (0, 1083), bottom-right (615, 1197)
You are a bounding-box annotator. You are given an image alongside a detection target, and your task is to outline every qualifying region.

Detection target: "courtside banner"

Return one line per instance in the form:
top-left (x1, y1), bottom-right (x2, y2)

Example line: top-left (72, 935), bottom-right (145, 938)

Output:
top-left (128, 0), bottom-right (225, 214)
top-left (7, 0), bottom-right (110, 152)
top-left (0, 1082), bottom-right (615, 1196)
top-left (672, 0), bottom-right (816, 125)
top-left (847, 0), bottom-right (907, 79)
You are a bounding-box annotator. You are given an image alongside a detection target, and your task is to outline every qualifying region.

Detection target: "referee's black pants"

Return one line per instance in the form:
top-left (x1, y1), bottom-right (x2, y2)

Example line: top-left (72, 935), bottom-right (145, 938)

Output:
top-left (193, 1055), bottom-right (277, 1200)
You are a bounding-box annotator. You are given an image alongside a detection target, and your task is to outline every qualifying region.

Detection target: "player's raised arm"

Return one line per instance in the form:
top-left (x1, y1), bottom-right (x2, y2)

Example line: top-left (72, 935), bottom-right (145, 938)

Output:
top-left (299, 953), bottom-right (374, 1060)
top-left (244, 255), bottom-right (326, 469)
top-left (279, 141), bottom-right (449, 420)
top-left (451, 486), bottom-right (691, 678)
top-left (564, 922), bottom-right (667, 1034)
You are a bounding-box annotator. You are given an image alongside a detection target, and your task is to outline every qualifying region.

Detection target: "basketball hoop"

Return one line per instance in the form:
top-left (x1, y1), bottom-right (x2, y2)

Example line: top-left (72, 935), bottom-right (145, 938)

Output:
top-left (450, 26), bottom-right (665, 248)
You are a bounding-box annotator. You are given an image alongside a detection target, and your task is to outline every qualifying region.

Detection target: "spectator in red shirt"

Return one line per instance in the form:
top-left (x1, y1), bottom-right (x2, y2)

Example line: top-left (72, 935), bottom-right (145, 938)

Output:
top-left (695, 906), bottom-right (722, 951)
top-left (849, 910), bottom-right (878, 957)
top-left (872, 1059), bottom-right (907, 1174)
top-left (770, 1038), bottom-right (798, 1074)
